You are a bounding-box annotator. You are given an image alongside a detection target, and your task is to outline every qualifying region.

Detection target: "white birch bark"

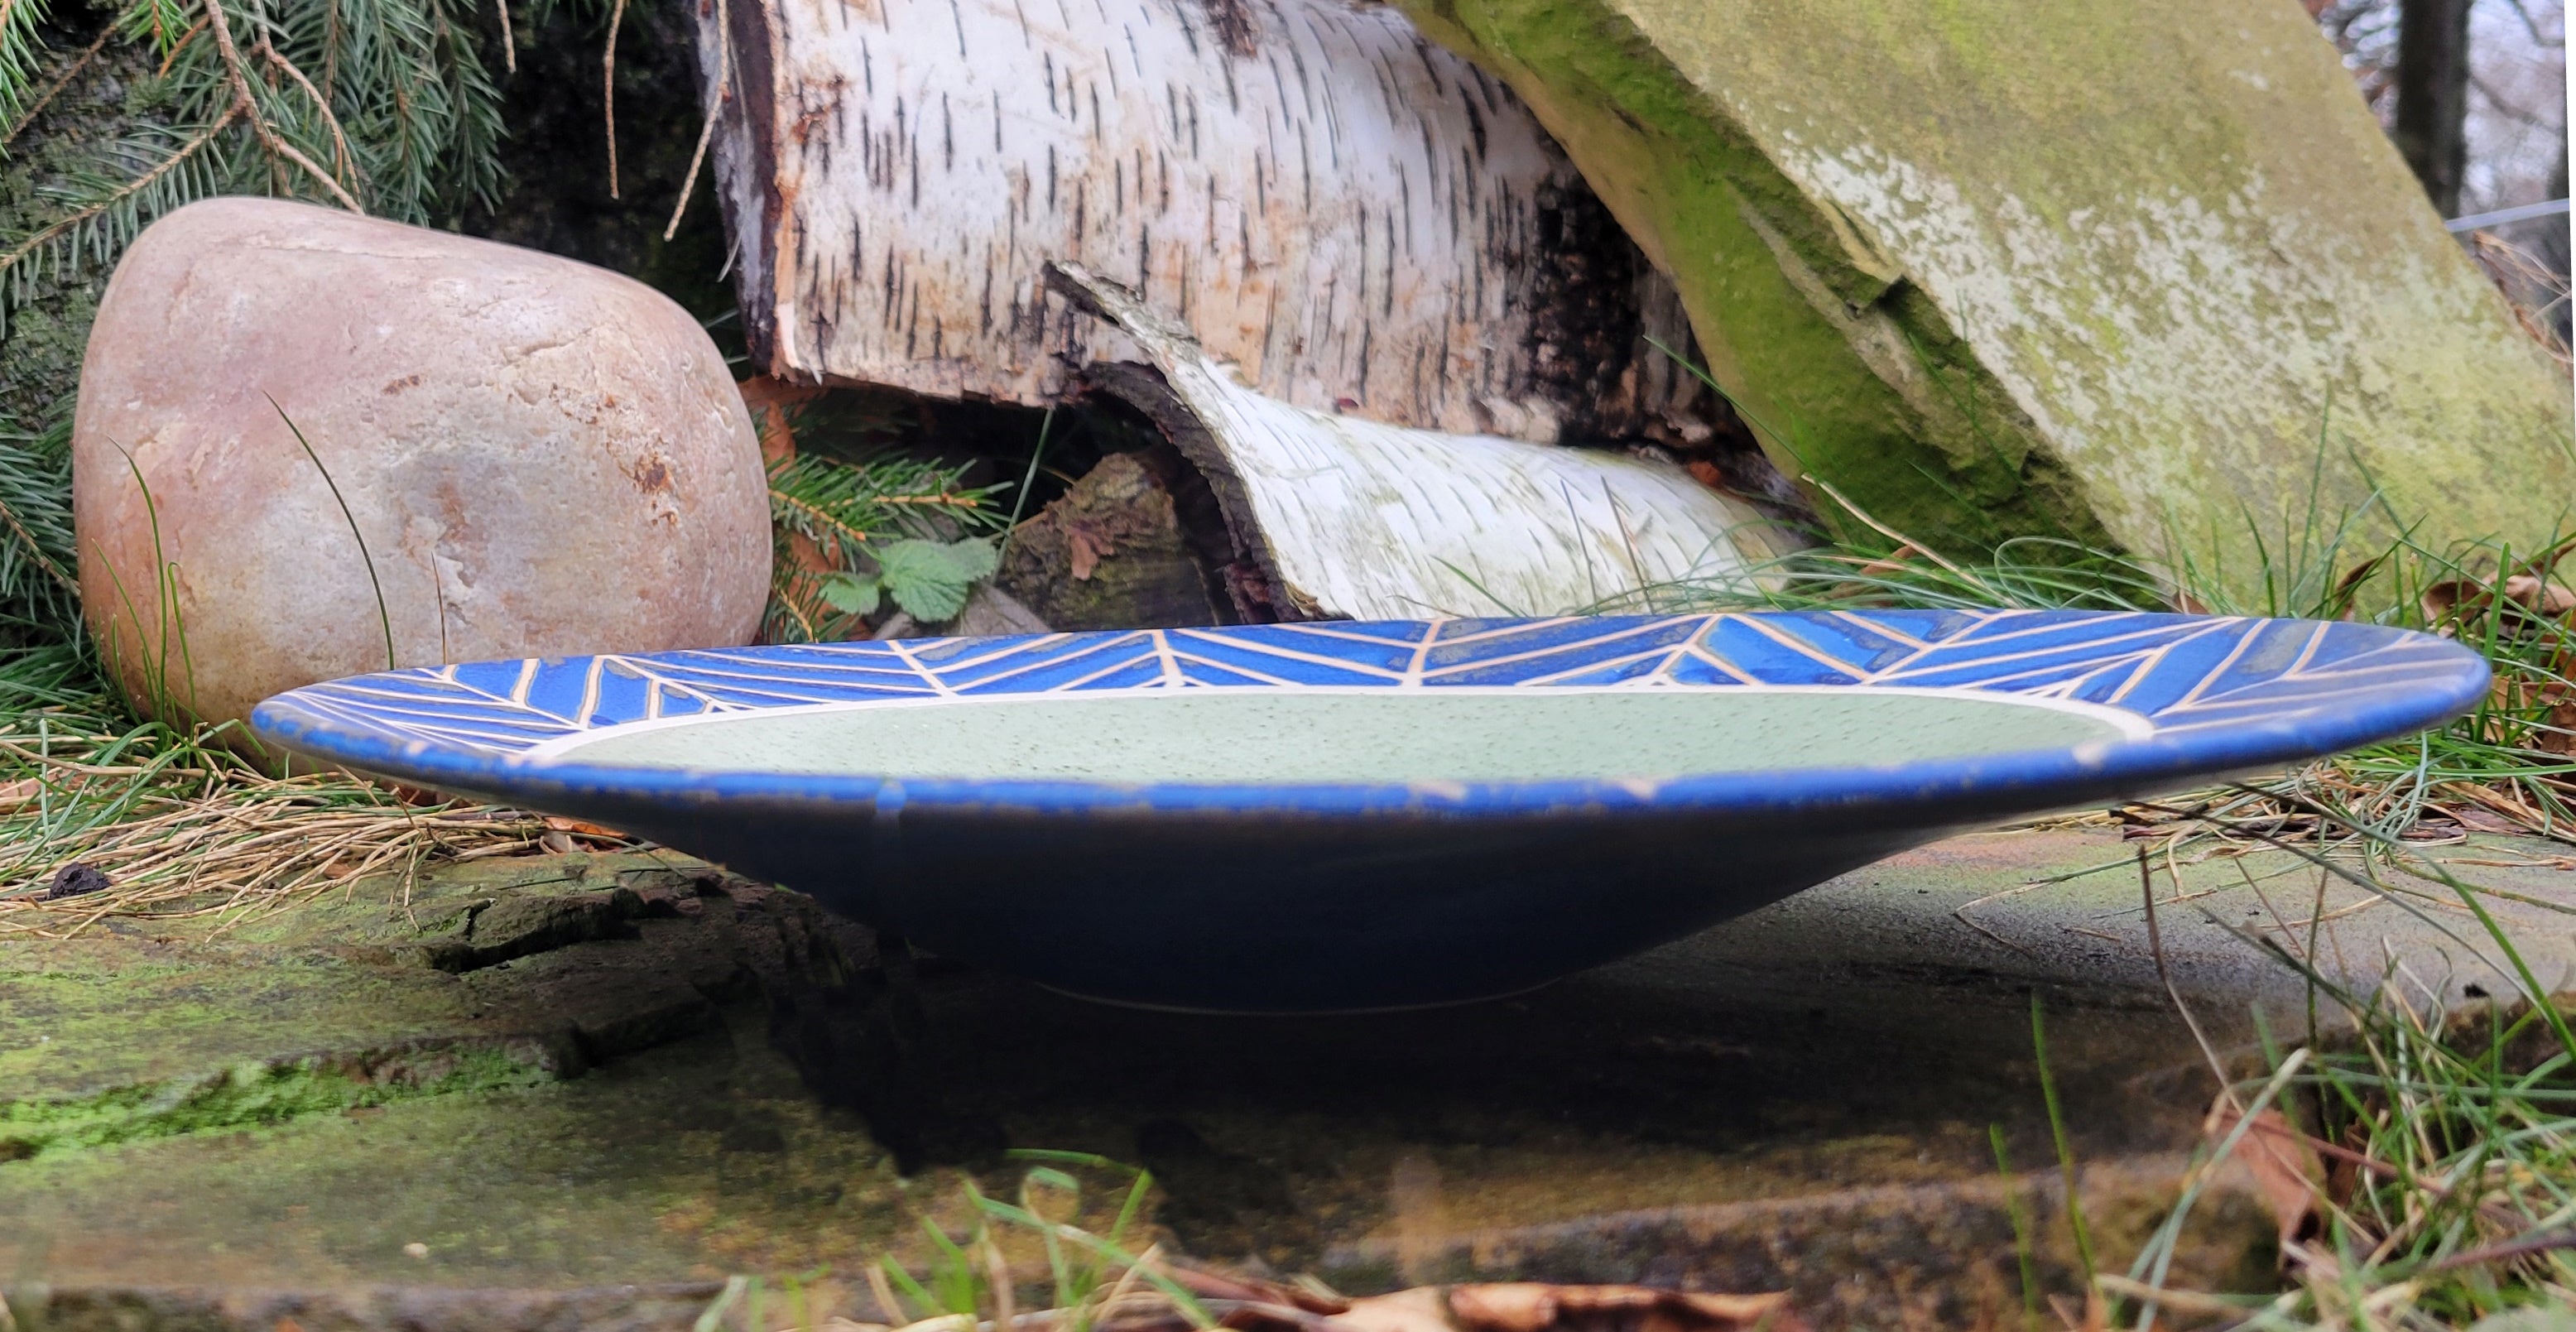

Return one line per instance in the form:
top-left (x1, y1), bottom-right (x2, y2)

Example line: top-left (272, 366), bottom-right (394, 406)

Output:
top-left (694, 0), bottom-right (1710, 442)
top-left (1047, 262), bottom-right (1790, 621)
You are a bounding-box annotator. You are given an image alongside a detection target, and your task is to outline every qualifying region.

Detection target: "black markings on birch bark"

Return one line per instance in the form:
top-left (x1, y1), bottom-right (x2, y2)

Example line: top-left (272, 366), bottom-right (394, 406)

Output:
top-left (698, 0), bottom-right (1722, 441)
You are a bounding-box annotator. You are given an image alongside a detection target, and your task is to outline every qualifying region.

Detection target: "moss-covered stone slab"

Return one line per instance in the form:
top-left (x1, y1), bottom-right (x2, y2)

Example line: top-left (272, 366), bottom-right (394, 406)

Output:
top-left (1395, 0), bottom-right (2576, 580)
top-left (7, 829), bottom-right (2573, 1328)
top-left (0, 853), bottom-right (866, 1161)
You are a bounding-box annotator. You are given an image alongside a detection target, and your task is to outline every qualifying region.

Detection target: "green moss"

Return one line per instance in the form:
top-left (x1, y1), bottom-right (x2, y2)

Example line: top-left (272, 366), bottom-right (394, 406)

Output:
top-left (1403, 0), bottom-right (2112, 557)
top-left (0, 1040), bottom-right (563, 1161)
top-left (1401, 0), bottom-right (2576, 585)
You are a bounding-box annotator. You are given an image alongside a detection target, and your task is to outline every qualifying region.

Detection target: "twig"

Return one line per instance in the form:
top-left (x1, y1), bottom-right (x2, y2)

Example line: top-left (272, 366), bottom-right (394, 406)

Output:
top-left (663, 0), bottom-right (729, 239)
top-left (495, 0), bottom-right (515, 74)
top-left (2139, 844), bottom-right (2235, 1097)
top-left (260, 40), bottom-right (361, 188)
top-left (2419, 1227), bottom-right (2576, 1274)
top-left (603, 0), bottom-right (627, 198)
top-left (200, 0), bottom-right (364, 214)
top-left (1802, 473), bottom-right (2000, 600)
top-left (157, 17), bottom-right (209, 76)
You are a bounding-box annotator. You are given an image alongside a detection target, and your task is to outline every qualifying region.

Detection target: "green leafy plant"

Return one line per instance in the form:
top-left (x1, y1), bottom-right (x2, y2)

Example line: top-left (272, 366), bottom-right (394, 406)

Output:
top-left (819, 535), bottom-right (1001, 624)
top-left (764, 450), bottom-right (1008, 643)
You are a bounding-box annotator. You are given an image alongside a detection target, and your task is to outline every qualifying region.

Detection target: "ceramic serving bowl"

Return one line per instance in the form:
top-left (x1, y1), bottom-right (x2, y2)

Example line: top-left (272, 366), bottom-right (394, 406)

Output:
top-left (252, 610), bottom-right (2487, 1012)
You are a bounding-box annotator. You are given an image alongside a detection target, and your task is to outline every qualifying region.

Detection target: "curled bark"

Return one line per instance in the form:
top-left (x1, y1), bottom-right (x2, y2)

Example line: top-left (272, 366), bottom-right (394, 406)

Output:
top-left (1045, 262), bottom-right (1791, 622)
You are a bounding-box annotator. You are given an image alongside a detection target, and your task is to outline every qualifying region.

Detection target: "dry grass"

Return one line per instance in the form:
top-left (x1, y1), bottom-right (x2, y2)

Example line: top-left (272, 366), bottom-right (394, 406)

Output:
top-left (0, 676), bottom-right (585, 936)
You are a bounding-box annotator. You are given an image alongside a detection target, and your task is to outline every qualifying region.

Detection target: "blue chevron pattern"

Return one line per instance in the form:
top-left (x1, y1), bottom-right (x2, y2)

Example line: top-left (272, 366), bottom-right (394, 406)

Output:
top-left (259, 610), bottom-right (2474, 760)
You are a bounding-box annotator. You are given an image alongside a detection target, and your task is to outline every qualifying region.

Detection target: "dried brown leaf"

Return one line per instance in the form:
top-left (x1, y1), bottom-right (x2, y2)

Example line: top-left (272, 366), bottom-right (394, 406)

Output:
top-left (740, 375), bottom-right (828, 466)
top-left (2206, 1101), bottom-right (2324, 1250)
top-left (2502, 573), bottom-right (2576, 619)
top-left (2325, 553), bottom-right (2388, 619)
top-left (2421, 577), bottom-right (2482, 628)
top-left (2537, 686), bottom-right (2576, 757)
top-left (1065, 521), bottom-right (1114, 581)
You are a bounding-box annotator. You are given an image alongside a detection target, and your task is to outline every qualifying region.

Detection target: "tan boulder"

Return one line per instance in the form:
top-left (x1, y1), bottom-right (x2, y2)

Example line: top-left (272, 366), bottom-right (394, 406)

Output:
top-left (74, 197), bottom-right (771, 735)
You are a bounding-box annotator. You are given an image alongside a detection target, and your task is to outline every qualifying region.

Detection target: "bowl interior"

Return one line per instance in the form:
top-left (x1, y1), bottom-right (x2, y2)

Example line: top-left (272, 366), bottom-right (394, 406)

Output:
top-left (533, 687), bottom-right (2141, 784)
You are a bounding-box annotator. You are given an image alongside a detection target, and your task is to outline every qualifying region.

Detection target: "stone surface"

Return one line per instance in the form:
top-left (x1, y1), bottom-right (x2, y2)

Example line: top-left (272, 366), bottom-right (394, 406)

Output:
top-left (7, 827), bottom-right (2574, 1328)
top-left (72, 198), bottom-right (771, 733)
top-left (1395, 0), bottom-right (2576, 584)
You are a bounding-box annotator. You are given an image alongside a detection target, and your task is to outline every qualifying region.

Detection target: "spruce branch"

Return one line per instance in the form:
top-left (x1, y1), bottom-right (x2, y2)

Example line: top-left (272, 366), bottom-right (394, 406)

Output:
top-left (0, 489), bottom-right (77, 598)
top-left (0, 0), bottom-right (48, 132)
top-left (762, 452), bottom-right (1009, 642)
top-left (260, 36), bottom-right (359, 185)
top-left (0, 113), bottom-right (235, 301)
top-left (3, 21), bottom-right (112, 148)
top-left (202, 0), bottom-right (364, 211)
top-left (156, 15), bottom-right (206, 75)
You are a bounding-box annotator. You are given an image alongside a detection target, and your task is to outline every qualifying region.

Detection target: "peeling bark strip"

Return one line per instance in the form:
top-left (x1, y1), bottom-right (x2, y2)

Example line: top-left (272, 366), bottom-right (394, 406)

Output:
top-left (694, 0), bottom-right (1705, 441)
top-left (1046, 263), bottom-right (1790, 621)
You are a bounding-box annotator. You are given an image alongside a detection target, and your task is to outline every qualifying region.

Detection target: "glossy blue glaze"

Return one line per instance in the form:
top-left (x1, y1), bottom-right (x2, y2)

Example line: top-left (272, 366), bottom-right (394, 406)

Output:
top-left (252, 611), bottom-right (2487, 1011)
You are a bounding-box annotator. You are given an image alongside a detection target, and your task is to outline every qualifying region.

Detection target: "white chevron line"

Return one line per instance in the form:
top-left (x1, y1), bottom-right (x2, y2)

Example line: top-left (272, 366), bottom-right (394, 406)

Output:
top-left (607, 661), bottom-right (764, 714)
top-left (876, 637), bottom-right (962, 697)
top-left (1417, 618), bottom-right (1709, 678)
top-left (2103, 620), bottom-right (2252, 704)
top-left (1165, 628), bottom-right (1413, 680)
top-left (1052, 651), bottom-right (1180, 692)
top-left (2164, 625), bottom-right (2282, 710)
top-left (1937, 609), bottom-right (2165, 647)
top-left (1709, 613), bottom-right (1877, 677)
top-left (1920, 654), bottom-right (2163, 694)
top-left (1671, 645), bottom-right (1760, 685)
top-left (1881, 621), bottom-right (2225, 686)
top-left (1512, 645), bottom-right (1694, 686)
top-left (588, 655), bottom-right (938, 691)
top-left (1829, 608), bottom-right (1935, 650)
top-left (896, 632), bottom-right (1088, 676)
top-left (1165, 648), bottom-right (1316, 686)
top-left (931, 639), bottom-right (1172, 692)
top-left (1416, 616), bottom-right (1593, 647)
top-left (2157, 660), bottom-right (2469, 711)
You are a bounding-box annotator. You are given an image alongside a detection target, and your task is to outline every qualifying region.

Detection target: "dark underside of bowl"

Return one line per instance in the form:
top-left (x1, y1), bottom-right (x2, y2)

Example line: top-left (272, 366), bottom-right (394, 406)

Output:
top-left (478, 790), bottom-right (2000, 1012)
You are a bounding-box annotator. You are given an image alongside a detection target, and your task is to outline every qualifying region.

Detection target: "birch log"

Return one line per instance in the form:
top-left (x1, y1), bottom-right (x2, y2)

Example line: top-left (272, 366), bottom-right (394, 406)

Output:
top-left (1046, 263), bottom-right (1789, 621)
top-left (692, 0), bottom-right (1712, 442)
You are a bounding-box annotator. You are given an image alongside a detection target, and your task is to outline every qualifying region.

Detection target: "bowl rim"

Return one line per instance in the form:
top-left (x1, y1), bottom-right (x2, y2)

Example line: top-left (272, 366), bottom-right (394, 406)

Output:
top-left (248, 609), bottom-right (2491, 820)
